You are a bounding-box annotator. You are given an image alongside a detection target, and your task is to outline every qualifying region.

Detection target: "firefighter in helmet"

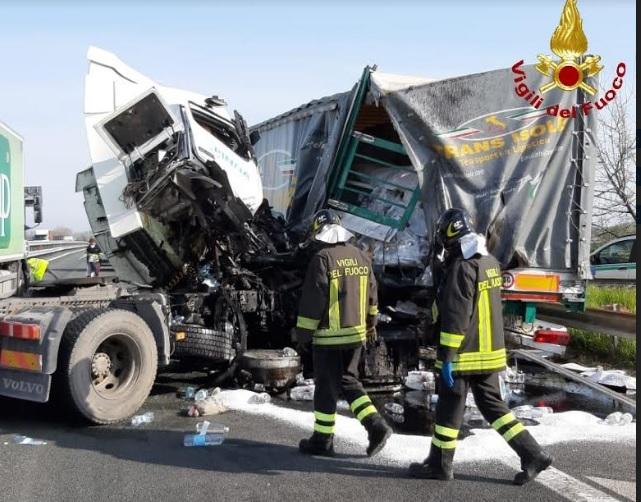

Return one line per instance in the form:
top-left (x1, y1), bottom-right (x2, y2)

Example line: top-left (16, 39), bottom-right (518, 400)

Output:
top-left (409, 208), bottom-right (552, 484)
top-left (295, 209), bottom-right (392, 457)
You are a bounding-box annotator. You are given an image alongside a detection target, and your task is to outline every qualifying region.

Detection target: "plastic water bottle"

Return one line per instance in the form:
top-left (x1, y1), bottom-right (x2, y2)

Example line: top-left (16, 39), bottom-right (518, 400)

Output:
top-left (182, 386), bottom-right (196, 399)
top-left (194, 389), bottom-right (208, 401)
top-left (183, 421), bottom-right (229, 447)
top-left (183, 433), bottom-right (226, 446)
top-left (131, 411), bottom-right (154, 426)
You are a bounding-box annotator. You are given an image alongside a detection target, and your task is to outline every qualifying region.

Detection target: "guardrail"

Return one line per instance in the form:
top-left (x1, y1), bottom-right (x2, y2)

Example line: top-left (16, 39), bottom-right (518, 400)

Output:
top-left (511, 349), bottom-right (636, 413)
top-left (537, 303), bottom-right (636, 339)
top-left (26, 243), bottom-right (87, 259)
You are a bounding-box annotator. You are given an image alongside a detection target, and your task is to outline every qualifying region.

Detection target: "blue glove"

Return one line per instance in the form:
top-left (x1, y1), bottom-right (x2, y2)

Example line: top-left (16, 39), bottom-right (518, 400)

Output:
top-left (441, 361), bottom-right (455, 389)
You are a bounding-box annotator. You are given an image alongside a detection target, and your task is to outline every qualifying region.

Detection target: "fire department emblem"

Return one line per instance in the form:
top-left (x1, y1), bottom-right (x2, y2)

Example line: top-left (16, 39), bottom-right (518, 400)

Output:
top-left (535, 0), bottom-right (602, 95)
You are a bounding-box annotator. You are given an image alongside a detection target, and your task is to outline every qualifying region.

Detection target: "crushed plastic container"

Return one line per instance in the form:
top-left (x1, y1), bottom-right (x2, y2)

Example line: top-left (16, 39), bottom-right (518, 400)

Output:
top-left (10, 435), bottom-right (47, 445)
top-left (404, 371), bottom-right (435, 392)
top-left (131, 411), bottom-right (154, 426)
top-left (512, 405), bottom-right (554, 420)
top-left (384, 402), bottom-right (404, 415)
top-left (290, 385), bottom-right (315, 401)
top-left (602, 411), bottom-right (633, 426)
top-left (248, 392), bottom-right (271, 404)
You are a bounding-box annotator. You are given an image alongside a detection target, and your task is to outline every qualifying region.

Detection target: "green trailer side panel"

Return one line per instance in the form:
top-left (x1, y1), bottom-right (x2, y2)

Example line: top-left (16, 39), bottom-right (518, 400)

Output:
top-left (0, 122), bottom-right (25, 261)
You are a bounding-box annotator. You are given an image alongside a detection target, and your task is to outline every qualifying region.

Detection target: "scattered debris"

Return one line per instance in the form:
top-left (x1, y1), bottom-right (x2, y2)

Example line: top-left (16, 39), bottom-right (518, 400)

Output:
top-left (130, 411), bottom-right (155, 426)
top-left (581, 367), bottom-right (636, 391)
top-left (248, 392), bottom-right (272, 404)
top-left (184, 388), bottom-right (228, 417)
top-left (601, 411), bottom-right (634, 426)
top-left (512, 405), bottom-right (554, 420)
top-left (194, 389), bottom-right (208, 401)
top-left (7, 435), bottom-right (47, 445)
top-left (295, 373), bottom-right (314, 387)
top-left (183, 420), bottom-right (229, 447)
top-left (290, 385), bottom-right (315, 401)
top-left (180, 386), bottom-right (196, 400)
top-left (561, 362), bottom-right (597, 373)
top-left (404, 371), bottom-right (435, 392)
top-left (384, 402), bottom-right (405, 415)
top-left (503, 366), bottom-right (526, 384)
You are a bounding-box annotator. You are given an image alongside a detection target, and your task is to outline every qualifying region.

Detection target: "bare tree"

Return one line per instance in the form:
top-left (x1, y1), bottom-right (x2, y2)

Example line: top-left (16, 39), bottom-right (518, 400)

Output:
top-left (592, 90), bottom-right (636, 238)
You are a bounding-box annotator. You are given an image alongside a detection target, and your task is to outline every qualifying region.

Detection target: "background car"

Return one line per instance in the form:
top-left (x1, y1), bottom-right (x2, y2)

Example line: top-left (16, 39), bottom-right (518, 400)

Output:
top-left (590, 235), bottom-right (636, 281)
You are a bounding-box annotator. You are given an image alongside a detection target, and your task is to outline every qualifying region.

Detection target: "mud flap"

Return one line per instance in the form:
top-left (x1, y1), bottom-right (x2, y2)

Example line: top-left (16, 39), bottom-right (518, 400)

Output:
top-left (0, 369), bottom-right (51, 402)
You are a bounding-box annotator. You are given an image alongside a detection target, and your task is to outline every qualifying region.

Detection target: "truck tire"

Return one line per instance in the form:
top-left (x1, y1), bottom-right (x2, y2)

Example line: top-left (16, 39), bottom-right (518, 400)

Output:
top-left (173, 324), bottom-right (235, 362)
top-left (56, 308), bottom-right (157, 424)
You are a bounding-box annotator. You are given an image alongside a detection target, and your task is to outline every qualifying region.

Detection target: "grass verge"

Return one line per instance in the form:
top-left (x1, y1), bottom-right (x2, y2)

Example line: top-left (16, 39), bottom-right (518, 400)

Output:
top-left (586, 284), bottom-right (636, 313)
top-left (568, 328), bottom-right (636, 371)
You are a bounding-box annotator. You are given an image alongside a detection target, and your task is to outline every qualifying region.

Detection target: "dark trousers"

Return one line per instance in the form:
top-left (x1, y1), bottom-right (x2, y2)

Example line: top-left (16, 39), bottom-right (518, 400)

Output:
top-left (311, 346), bottom-right (378, 436)
top-left (430, 372), bottom-right (541, 469)
top-left (87, 261), bottom-right (101, 277)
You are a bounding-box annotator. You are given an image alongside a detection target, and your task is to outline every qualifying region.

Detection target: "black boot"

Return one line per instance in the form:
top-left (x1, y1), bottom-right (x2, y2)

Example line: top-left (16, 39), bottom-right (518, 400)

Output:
top-left (363, 414), bottom-right (392, 457)
top-left (299, 432), bottom-right (335, 457)
top-left (408, 445), bottom-right (454, 480)
top-left (508, 430), bottom-right (553, 485)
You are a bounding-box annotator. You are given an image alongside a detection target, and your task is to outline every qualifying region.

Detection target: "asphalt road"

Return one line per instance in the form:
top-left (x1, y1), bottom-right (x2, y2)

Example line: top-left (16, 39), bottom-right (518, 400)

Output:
top-left (39, 248), bottom-right (115, 282)
top-left (0, 371), bottom-right (636, 502)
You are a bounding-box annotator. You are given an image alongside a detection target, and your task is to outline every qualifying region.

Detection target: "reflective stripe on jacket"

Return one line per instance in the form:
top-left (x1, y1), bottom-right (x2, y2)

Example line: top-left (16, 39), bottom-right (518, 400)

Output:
top-left (434, 253), bottom-right (506, 374)
top-left (295, 243), bottom-right (378, 348)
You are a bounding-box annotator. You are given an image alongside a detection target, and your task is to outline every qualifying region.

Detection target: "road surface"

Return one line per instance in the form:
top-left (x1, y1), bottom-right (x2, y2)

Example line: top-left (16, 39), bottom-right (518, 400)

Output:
top-left (0, 370), bottom-right (635, 502)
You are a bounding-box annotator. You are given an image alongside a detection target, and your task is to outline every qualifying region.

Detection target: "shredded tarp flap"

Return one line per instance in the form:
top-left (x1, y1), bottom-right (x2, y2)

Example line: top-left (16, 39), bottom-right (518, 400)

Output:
top-left (252, 91), bottom-right (353, 229)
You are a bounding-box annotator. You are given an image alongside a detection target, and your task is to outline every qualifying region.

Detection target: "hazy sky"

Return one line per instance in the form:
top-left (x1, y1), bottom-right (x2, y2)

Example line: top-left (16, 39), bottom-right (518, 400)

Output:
top-left (0, 0), bottom-right (635, 231)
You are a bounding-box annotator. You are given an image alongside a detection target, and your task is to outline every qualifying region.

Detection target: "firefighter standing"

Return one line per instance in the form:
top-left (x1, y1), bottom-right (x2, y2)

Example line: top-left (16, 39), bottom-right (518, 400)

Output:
top-left (409, 208), bottom-right (552, 484)
top-left (295, 209), bottom-right (392, 457)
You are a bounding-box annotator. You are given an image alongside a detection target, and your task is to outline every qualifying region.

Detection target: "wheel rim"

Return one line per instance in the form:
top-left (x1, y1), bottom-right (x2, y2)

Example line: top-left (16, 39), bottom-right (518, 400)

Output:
top-left (91, 334), bottom-right (142, 398)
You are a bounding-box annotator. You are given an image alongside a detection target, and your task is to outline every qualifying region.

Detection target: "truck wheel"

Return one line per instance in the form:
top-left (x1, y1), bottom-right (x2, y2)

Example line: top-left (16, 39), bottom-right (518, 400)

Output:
top-left (57, 308), bottom-right (157, 424)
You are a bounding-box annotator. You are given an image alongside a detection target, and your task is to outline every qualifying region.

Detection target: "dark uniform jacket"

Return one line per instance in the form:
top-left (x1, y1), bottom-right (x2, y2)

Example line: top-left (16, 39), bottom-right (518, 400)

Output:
top-left (295, 242), bottom-right (378, 348)
top-left (435, 251), bottom-right (506, 375)
top-left (86, 244), bottom-right (101, 262)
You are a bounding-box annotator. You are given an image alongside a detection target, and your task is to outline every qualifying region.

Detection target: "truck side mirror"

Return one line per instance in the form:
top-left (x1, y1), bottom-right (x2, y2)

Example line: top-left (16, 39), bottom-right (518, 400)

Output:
top-left (590, 254), bottom-right (597, 265)
top-left (24, 186), bottom-right (43, 224)
top-left (249, 130), bottom-right (261, 146)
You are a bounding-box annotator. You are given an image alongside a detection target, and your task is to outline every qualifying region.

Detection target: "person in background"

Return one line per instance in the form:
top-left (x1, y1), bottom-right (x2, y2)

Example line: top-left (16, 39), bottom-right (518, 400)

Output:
top-left (295, 209), bottom-right (392, 457)
top-left (409, 208), bottom-right (552, 484)
top-left (86, 238), bottom-right (102, 277)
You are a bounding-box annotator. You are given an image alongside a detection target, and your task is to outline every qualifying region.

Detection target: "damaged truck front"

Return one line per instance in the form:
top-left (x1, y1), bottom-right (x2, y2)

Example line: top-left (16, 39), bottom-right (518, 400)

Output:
top-left (77, 48), bottom-right (305, 396)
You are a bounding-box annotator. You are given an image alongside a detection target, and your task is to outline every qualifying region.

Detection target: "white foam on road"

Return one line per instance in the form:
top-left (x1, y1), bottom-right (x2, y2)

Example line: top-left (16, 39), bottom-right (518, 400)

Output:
top-left (218, 390), bottom-right (636, 466)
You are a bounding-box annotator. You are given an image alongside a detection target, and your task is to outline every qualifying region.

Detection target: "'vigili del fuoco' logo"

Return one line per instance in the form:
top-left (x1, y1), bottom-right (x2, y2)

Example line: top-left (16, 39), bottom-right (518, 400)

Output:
top-left (511, 0), bottom-right (626, 118)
